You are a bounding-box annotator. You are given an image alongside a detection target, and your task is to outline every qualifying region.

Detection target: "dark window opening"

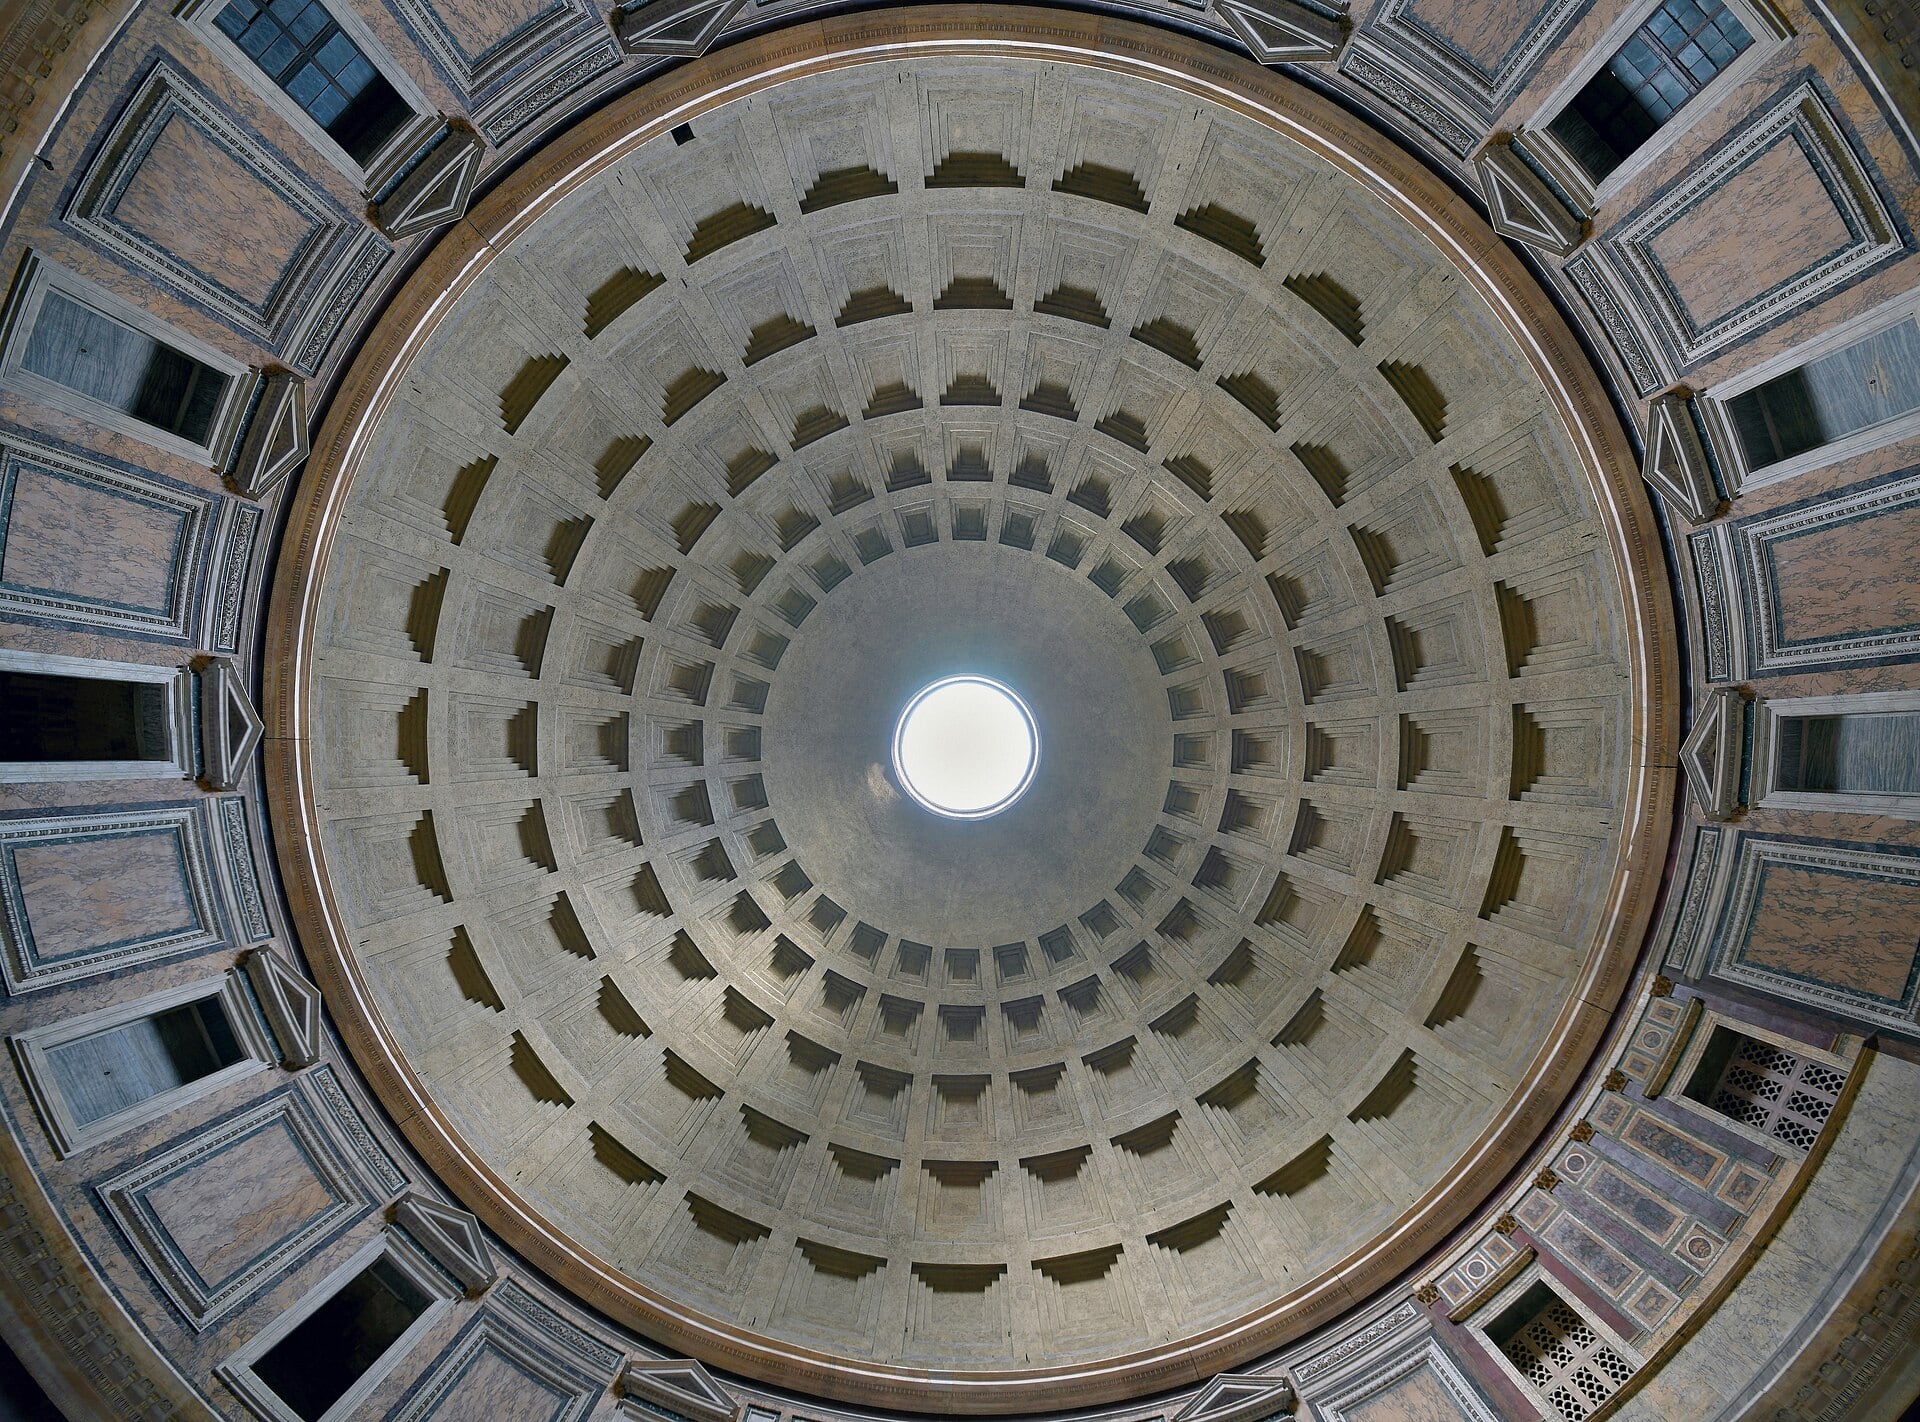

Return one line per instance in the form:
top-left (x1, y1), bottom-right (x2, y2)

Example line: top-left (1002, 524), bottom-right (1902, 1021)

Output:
top-left (252, 1256), bottom-right (432, 1421)
top-left (1775, 711), bottom-right (1920, 796)
top-left (215, 0), bottom-right (411, 165)
top-left (0, 671), bottom-right (170, 763)
top-left (46, 999), bottom-right (244, 1129)
top-left (1682, 1027), bottom-right (1847, 1152)
top-left (1728, 319), bottom-right (1920, 469)
top-left (1546, 0), bottom-right (1753, 183)
top-left (20, 291), bottom-right (227, 444)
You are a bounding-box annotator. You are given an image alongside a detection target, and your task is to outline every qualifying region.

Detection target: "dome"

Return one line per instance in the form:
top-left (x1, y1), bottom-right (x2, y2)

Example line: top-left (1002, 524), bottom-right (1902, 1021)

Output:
top-left (276, 40), bottom-right (1668, 1406)
top-left (0, 2), bottom-right (1917, 1422)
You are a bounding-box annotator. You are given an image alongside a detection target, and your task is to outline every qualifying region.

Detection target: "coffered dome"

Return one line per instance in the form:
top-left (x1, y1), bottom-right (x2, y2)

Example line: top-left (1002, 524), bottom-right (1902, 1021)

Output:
top-left (275, 35), bottom-right (1668, 1407)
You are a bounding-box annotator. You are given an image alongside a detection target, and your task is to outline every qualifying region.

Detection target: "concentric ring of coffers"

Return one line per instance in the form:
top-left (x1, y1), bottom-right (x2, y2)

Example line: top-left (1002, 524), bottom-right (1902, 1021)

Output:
top-left (269, 11), bottom-right (1673, 1410)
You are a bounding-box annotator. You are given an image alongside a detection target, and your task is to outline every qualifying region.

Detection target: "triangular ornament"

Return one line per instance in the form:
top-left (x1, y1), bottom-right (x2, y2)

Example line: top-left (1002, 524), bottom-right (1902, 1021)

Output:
top-left (1643, 392), bottom-right (1724, 524)
top-left (226, 371), bottom-right (307, 499)
top-left (1174, 1371), bottom-right (1297, 1422)
top-left (199, 658), bottom-right (264, 791)
top-left (618, 1357), bottom-right (741, 1422)
top-left (611, 0), bottom-right (748, 56)
top-left (1214, 0), bottom-right (1344, 62)
top-left (1680, 686), bottom-right (1746, 822)
top-left (1474, 142), bottom-right (1584, 258)
top-left (392, 1192), bottom-right (496, 1294)
top-left (243, 948), bottom-right (323, 1069)
top-left (372, 126), bottom-right (484, 240)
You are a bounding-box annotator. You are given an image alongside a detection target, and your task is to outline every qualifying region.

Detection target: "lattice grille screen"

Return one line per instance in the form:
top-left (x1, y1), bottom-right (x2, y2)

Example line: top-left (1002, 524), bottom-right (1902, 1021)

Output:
top-left (1709, 1033), bottom-right (1846, 1151)
top-left (1498, 1293), bottom-right (1635, 1422)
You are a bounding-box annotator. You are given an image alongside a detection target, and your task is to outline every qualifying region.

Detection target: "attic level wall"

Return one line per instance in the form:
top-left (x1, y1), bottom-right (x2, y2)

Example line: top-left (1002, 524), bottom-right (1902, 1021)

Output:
top-left (0, 2), bottom-right (1911, 1422)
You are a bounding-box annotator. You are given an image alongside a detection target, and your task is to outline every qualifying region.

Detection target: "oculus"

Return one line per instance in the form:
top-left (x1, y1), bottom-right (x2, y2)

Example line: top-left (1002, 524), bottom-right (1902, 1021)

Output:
top-left (891, 674), bottom-right (1039, 819)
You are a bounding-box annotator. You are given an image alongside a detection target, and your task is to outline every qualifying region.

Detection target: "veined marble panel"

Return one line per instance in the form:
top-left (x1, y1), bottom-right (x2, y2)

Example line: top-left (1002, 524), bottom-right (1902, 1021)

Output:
top-left (0, 432), bottom-right (214, 640)
top-left (65, 59), bottom-right (371, 356)
top-left (0, 804), bottom-right (223, 992)
top-left (1710, 833), bottom-right (1920, 1028)
top-left (96, 1083), bottom-right (389, 1328)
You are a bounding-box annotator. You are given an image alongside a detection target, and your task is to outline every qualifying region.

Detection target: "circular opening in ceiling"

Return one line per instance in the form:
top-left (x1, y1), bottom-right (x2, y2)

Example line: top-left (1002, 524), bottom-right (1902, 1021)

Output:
top-left (892, 674), bottom-right (1040, 820)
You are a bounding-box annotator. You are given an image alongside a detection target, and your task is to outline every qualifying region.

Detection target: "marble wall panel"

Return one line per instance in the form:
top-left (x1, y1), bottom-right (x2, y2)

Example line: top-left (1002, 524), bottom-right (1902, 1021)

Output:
top-left (96, 1083), bottom-right (387, 1327)
top-left (1568, 82), bottom-right (1906, 390)
top-left (1351, 0), bottom-right (1591, 136)
top-left (383, 0), bottom-right (619, 141)
top-left (1311, 1335), bottom-right (1502, 1422)
top-left (65, 59), bottom-right (383, 363)
top-left (1725, 465), bottom-right (1920, 675)
top-left (0, 433), bottom-right (215, 640)
top-left (0, 804), bottom-right (223, 992)
top-left (388, 1281), bottom-right (618, 1422)
top-left (1708, 833), bottom-right (1920, 1028)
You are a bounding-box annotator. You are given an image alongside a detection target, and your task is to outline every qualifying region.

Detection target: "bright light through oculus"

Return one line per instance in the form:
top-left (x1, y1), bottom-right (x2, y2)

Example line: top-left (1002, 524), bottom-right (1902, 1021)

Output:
top-left (892, 675), bottom-right (1039, 819)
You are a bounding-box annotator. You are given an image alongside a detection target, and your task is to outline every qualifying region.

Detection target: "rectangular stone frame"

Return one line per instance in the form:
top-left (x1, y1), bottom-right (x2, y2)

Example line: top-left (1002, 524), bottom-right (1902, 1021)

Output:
top-left (0, 648), bottom-right (195, 784)
top-left (8, 969), bottom-right (277, 1156)
top-left (1706, 833), bottom-right (1920, 1030)
top-left (1563, 81), bottom-right (1903, 389)
top-left (1725, 465), bottom-right (1920, 676)
top-left (1462, 1258), bottom-right (1645, 1418)
top-left (215, 1229), bottom-right (459, 1422)
top-left (1660, 1004), bottom-right (1853, 1156)
top-left (0, 430), bottom-right (218, 640)
top-left (0, 251), bottom-right (257, 467)
top-left (96, 1081), bottom-right (393, 1328)
top-left (1696, 284), bottom-right (1920, 495)
top-left (172, 0), bottom-right (440, 191)
top-left (1516, 0), bottom-right (1790, 211)
top-left (0, 803), bottom-right (226, 992)
top-left (1750, 688), bottom-right (1920, 821)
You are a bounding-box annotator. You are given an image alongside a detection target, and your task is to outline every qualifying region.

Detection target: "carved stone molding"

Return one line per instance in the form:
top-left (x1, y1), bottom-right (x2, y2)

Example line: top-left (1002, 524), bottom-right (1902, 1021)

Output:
top-left (1214, 0), bottom-right (1345, 63)
top-left (1643, 392), bottom-right (1724, 524)
top-left (243, 946), bottom-right (324, 1069)
top-left (1475, 140), bottom-right (1583, 257)
top-left (369, 123), bottom-right (486, 240)
top-left (618, 1358), bottom-right (740, 1422)
top-left (610, 0), bottom-right (749, 57)
top-left (1680, 686), bottom-right (1749, 821)
top-left (198, 658), bottom-right (264, 792)
top-left (391, 1192), bottom-right (498, 1295)
top-left (225, 371), bottom-right (309, 499)
top-left (1173, 1370), bottom-right (1297, 1422)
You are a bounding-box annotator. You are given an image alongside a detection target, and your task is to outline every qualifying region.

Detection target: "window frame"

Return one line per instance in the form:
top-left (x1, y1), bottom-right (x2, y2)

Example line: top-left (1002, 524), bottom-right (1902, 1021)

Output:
top-left (1751, 688), bottom-right (1920, 821)
top-left (173, 0), bottom-right (438, 191)
top-left (1698, 286), bottom-right (1920, 493)
top-left (0, 649), bottom-right (195, 784)
top-left (1470, 1262), bottom-right (1644, 1421)
top-left (1517, 0), bottom-right (1790, 211)
top-left (216, 1230), bottom-right (457, 1422)
top-left (1666, 1009), bottom-right (1853, 1156)
top-left (0, 253), bottom-right (257, 466)
top-left (8, 971), bottom-right (276, 1156)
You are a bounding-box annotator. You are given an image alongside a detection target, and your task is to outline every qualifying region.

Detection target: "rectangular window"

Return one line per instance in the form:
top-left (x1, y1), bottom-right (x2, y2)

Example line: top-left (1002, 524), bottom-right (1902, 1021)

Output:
top-left (0, 653), bottom-right (193, 784)
top-left (250, 1255), bottom-right (433, 1421)
top-left (0, 670), bottom-right (171, 764)
top-left (1546, 0), bottom-right (1754, 184)
top-left (46, 998), bottom-right (245, 1130)
top-left (1682, 1027), bottom-right (1847, 1152)
top-left (19, 290), bottom-right (228, 444)
top-left (1775, 711), bottom-right (1920, 796)
top-left (1725, 317), bottom-right (1920, 470)
top-left (11, 974), bottom-right (272, 1154)
top-left (213, 0), bottom-right (410, 166)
